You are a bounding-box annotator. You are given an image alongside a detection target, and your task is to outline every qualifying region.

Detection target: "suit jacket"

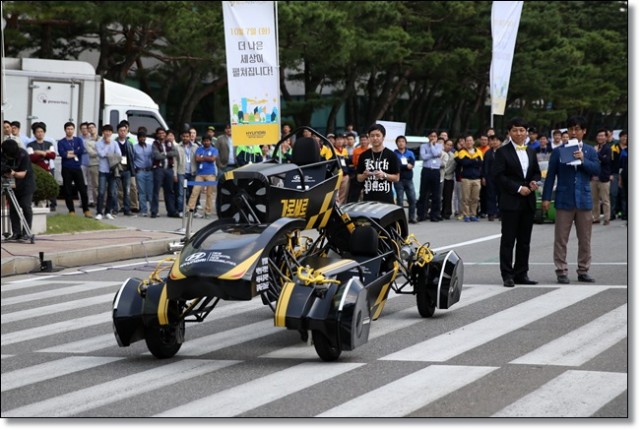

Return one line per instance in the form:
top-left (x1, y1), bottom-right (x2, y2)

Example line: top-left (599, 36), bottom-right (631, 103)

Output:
top-left (215, 135), bottom-right (232, 170)
top-left (493, 143), bottom-right (541, 211)
top-left (542, 142), bottom-right (600, 210)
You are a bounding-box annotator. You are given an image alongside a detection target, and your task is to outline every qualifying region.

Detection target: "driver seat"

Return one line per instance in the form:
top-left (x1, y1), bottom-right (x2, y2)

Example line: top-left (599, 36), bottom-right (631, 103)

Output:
top-left (349, 225), bottom-right (382, 284)
top-left (284, 137), bottom-right (326, 189)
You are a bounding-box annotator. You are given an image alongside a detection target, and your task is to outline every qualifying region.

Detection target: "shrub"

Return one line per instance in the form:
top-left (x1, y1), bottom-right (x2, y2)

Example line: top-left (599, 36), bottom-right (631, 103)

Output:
top-left (32, 165), bottom-right (59, 206)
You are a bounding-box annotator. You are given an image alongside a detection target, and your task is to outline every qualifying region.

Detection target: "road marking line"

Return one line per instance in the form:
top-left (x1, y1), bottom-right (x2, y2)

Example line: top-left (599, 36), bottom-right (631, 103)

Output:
top-left (510, 304), bottom-right (627, 366)
top-left (493, 370), bottom-right (627, 417)
top-left (380, 285), bottom-right (604, 362)
top-left (3, 359), bottom-right (239, 417)
top-left (1, 282), bottom-right (119, 307)
top-left (261, 285), bottom-right (508, 360)
top-left (2, 293), bottom-right (114, 324)
top-left (178, 319), bottom-right (281, 356)
top-left (36, 299), bottom-right (267, 353)
top-left (317, 365), bottom-right (498, 417)
top-left (155, 362), bottom-right (364, 417)
top-left (433, 234), bottom-right (501, 251)
top-left (1, 312), bottom-right (111, 346)
top-left (1, 356), bottom-right (123, 392)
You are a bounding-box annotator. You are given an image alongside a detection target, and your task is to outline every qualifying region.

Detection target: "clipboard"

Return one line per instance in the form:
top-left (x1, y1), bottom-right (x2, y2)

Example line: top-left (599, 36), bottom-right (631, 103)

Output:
top-left (559, 139), bottom-right (582, 165)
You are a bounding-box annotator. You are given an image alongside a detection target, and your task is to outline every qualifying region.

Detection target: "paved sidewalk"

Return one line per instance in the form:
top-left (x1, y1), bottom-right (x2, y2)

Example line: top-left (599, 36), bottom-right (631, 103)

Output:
top-left (0, 210), bottom-right (212, 277)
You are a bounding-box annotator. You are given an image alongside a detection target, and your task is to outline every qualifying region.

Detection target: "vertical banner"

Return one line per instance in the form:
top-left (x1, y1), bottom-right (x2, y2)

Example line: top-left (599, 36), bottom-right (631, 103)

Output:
top-left (490, 1), bottom-right (523, 116)
top-left (223, 1), bottom-right (280, 145)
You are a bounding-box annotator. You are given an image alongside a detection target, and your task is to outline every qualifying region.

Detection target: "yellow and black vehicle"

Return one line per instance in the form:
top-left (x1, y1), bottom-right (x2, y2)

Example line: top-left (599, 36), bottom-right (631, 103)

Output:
top-left (113, 127), bottom-right (464, 361)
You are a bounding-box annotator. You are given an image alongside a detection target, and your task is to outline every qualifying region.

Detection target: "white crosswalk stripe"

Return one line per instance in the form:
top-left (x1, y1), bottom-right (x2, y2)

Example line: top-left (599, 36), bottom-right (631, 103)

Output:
top-left (380, 285), bottom-right (605, 362)
top-left (510, 304), bottom-right (627, 366)
top-left (317, 365), bottom-right (498, 417)
top-left (1, 356), bottom-right (124, 392)
top-left (493, 370), bottom-right (628, 417)
top-left (1, 312), bottom-right (111, 346)
top-left (2, 293), bottom-right (114, 323)
top-left (261, 285), bottom-right (507, 360)
top-left (1, 282), bottom-right (118, 306)
top-left (156, 362), bottom-right (365, 417)
top-left (3, 359), bottom-right (239, 417)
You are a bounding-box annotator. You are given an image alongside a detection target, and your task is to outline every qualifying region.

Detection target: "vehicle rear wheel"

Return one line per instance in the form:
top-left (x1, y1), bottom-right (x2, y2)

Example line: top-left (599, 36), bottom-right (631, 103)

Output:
top-left (312, 330), bottom-right (342, 361)
top-left (260, 231), bottom-right (300, 310)
top-left (144, 320), bottom-right (185, 359)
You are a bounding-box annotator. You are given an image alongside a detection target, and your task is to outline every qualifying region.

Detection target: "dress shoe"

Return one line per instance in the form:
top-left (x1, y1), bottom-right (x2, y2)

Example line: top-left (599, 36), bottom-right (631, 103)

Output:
top-left (577, 274), bottom-right (595, 283)
top-left (488, 215), bottom-right (495, 221)
top-left (514, 276), bottom-right (538, 285)
top-left (592, 219), bottom-right (600, 224)
top-left (8, 233), bottom-right (22, 241)
top-left (408, 218), bottom-right (418, 224)
top-left (603, 220), bottom-right (610, 226)
top-left (503, 278), bottom-right (515, 287)
top-left (557, 274), bottom-right (570, 284)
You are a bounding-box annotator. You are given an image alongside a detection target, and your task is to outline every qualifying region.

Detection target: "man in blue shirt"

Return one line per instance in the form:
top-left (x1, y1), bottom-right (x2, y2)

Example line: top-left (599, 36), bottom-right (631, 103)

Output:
top-left (417, 130), bottom-right (443, 222)
top-left (393, 135), bottom-right (417, 224)
top-left (187, 135), bottom-right (219, 219)
top-left (58, 122), bottom-right (92, 217)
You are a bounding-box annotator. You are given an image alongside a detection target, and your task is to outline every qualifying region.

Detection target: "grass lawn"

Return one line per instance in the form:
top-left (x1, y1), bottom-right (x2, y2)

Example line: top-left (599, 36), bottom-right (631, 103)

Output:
top-left (46, 214), bottom-right (121, 235)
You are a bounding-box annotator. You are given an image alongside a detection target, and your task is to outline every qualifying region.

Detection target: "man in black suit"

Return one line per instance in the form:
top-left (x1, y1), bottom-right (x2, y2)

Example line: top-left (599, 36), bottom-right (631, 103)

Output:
top-left (493, 118), bottom-right (542, 287)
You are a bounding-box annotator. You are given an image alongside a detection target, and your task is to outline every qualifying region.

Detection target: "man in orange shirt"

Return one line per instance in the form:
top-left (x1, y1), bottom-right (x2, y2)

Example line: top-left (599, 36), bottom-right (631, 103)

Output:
top-left (348, 133), bottom-right (369, 202)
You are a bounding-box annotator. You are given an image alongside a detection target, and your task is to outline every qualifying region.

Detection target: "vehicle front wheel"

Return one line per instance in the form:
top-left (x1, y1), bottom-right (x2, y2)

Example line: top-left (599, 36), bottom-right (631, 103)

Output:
top-left (312, 330), bottom-right (341, 362)
top-left (416, 289), bottom-right (436, 318)
top-left (144, 320), bottom-right (185, 359)
top-left (415, 265), bottom-right (436, 318)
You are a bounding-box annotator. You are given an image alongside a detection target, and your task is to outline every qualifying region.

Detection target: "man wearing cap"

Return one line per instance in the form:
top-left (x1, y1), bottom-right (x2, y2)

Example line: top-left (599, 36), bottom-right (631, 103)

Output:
top-left (206, 126), bottom-right (218, 144)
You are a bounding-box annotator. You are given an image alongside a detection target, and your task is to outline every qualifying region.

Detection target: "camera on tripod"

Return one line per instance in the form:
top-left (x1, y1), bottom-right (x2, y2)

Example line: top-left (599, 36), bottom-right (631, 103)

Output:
top-left (1, 160), bottom-right (34, 243)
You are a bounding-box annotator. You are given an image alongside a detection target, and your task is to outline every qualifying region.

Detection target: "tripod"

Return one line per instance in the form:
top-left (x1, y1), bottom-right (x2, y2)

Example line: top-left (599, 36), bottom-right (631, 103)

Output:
top-left (1, 181), bottom-right (35, 244)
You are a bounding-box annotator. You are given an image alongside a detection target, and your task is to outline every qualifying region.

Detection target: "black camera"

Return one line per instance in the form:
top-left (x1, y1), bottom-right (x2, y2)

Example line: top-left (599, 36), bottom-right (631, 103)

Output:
top-left (1, 161), bottom-right (12, 176)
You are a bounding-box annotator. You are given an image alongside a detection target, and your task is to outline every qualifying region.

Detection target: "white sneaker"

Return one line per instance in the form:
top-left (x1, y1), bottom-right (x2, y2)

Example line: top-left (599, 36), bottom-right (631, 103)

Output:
top-left (106, 213), bottom-right (115, 220)
top-left (95, 213), bottom-right (103, 220)
top-left (194, 212), bottom-right (204, 219)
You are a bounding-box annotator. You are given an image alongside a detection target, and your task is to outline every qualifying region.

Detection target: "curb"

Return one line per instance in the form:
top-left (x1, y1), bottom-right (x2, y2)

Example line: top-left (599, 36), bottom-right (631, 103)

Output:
top-left (1, 238), bottom-right (178, 277)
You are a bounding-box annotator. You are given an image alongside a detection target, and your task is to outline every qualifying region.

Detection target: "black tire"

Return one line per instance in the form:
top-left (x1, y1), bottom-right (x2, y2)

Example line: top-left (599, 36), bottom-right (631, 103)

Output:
top-left (416, 289), bottom-right (436, 318)
top-left (260, 231), bottom-right (299, 310)
top-left (415, 265), bottom-right (436, 318)
top-left (312, 330), bottom-right (342, 361)
top-left (144, 320), bottom-right (185, 359)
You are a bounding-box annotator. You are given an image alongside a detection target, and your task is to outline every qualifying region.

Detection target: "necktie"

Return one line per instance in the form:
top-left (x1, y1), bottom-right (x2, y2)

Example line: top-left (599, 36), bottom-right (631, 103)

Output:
top-left (516, 145), bottom-right (526, 151)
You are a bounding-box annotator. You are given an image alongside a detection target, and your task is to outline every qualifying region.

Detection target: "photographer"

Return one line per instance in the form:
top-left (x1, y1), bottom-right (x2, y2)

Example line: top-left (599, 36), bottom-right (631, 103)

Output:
top-left (1, 139), bottom-right (35, 240)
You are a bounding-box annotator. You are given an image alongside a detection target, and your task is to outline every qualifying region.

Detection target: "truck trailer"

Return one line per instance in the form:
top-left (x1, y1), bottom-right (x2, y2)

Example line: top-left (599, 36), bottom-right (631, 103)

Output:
top-left (2, 57), bottom-right (169, 142)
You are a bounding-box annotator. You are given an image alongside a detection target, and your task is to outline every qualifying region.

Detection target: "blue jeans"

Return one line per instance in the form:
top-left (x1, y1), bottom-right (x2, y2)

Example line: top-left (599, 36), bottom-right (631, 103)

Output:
top-left (174, 173), bottom-right (185, 213)
top-left (97, 171), bottom-right (118, 215)
top-left (136, 170), bottom-right (153, 215)
top-left (152, 167), bottom-right (177, 216)
top-left (394, 177), bottom-right (417, 221)
top-left (116, 169), bottom-right (132, 214)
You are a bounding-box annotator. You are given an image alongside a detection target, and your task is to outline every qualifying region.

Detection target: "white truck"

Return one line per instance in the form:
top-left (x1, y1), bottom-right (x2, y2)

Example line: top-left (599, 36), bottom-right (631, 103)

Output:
top-left (2, 57), bottom-right (170, 183)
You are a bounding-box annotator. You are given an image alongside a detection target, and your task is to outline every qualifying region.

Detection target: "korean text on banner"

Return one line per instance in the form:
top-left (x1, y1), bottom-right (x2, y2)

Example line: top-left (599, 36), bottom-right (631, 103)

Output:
top-left (222, 1), bottom-right (280, 146)
top-left (490, 1), bottom-right (523, 116)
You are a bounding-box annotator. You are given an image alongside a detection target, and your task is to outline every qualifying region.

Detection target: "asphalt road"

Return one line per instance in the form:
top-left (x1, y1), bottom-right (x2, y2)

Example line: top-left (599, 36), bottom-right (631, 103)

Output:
top-left (0, 216), bottom-right (629, 419)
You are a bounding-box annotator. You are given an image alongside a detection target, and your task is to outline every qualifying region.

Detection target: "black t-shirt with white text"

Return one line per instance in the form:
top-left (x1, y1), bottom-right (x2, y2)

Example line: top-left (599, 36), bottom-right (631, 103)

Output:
top-left (356, 147), bottom-right (400, 204)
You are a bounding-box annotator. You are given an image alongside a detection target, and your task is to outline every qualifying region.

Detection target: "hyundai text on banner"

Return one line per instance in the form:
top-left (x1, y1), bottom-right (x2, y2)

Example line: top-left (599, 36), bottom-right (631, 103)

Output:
top-left (223, 1), bottom-right (280, 146)
top-left (490, 1), bottom-right (523, 116)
